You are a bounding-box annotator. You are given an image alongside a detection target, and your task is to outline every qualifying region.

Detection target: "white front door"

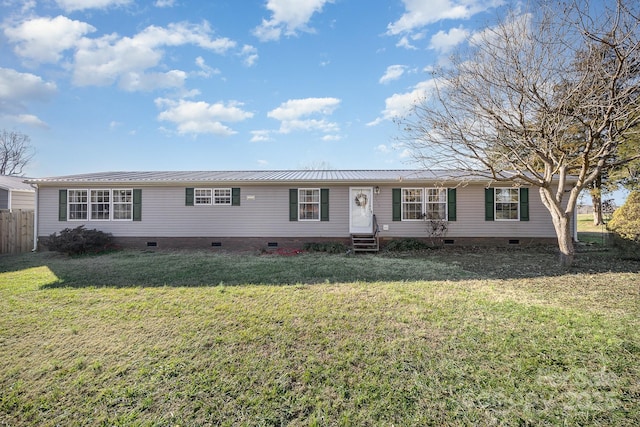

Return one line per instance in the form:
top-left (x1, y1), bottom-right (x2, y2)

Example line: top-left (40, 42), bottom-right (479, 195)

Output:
top-left (350, 187), bottom-right (374, 234)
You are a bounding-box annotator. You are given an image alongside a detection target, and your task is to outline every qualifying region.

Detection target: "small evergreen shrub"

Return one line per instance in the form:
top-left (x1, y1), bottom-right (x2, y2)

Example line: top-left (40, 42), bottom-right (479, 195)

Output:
top-left (607, 191), bottom-right (640, 259)
top-left (384, 238), bottom-right (431, 252)
top-left (302, 241), bottom-right (348, 254)
top-left (47, 225), bottom-right (114, 255)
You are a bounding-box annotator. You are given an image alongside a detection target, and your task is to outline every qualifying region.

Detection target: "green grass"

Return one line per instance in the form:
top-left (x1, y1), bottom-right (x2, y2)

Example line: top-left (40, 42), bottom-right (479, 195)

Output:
top-left (1, 249), bottom-right (639, 426)
top-left (577, 213), bottom-right (614, 246)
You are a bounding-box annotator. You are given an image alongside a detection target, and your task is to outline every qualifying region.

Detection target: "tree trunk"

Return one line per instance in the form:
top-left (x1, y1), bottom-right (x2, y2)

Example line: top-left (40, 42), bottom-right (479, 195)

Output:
top-left (539, 187), bottom-right (576, 267)
top-left (555, 217), bottom-right (575, 268)
top-left (591, 192), bottom-right (603, 226)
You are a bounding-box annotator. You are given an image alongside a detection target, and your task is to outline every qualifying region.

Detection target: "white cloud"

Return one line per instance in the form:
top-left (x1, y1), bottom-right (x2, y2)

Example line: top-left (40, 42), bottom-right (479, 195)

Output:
top-left (0, 68), bottom-right (57, 103)
top-left (388, 0), bottom-right (503, 35)
top-left (379, 65), bottom-right (406, 84)
top-left (55, 0), bottom-right (132, 12)
top-left (4, 15), bottom-right (96, 63)
top-left (268, 97), bottom-right (340, 121)
top-left (0, 68), bottom-right (56, 128)
top-left (194, 56), bottom-right (220, 78)
top-left (72, 21), bottom-right (235, 88)
top-left (429, 26), bottom-right (469, 52)
top-left (375, 144), bottom-right (391, 153)
top-left (119, 70), bottom-right (187, 91)
top-left (367, 79), bottom-right (438, 125)
top-left (155, 0), bottom-right (176, 7)
top-left (267, 97), bottom-right (341, 138)
top-left (155, 98), bottom-right (254, 136)
top-left (239, 45), bottom-right (259, 67)
top-left (253, 0), bottom-right (333, 42)
top-left (250, 130), bottom-right (273, 142)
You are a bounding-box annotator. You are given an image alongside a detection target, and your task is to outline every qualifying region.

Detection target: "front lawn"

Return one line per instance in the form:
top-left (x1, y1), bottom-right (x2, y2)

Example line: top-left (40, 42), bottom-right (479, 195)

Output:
top-left (1, 249), bottom-right (638, 426)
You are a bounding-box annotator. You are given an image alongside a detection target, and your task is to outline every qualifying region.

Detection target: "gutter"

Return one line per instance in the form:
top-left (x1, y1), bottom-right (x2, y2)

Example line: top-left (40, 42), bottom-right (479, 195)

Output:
top-left (31, 184), bottom-right (38, 252)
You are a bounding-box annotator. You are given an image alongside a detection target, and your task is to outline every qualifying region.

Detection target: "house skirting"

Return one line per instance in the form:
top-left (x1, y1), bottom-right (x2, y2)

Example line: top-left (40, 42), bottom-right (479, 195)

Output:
top-left (38, 235), bottom-right (559, 251)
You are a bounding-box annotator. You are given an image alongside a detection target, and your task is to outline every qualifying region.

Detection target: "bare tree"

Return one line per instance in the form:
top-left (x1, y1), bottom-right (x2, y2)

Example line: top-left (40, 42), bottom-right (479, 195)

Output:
top-left (396, 0), bottom-right (640, 266)
top-left (0, 130), bottom-right (34, 176)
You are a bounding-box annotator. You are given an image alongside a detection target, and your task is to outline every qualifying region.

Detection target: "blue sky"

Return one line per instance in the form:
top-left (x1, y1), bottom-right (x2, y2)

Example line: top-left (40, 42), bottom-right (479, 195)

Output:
top-left (0, 0), bottom-right (513, 177)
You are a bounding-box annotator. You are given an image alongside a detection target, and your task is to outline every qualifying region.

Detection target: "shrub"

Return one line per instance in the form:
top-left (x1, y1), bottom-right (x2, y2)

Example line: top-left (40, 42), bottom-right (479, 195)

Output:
top-left (302, 241), bottom-right (348, 254)
top-left (47, 226), bottom-right (114, 255)
top-left (607, 191), bottom-right (640, 259)
top-left (384, 238), bottom-right (432, 252)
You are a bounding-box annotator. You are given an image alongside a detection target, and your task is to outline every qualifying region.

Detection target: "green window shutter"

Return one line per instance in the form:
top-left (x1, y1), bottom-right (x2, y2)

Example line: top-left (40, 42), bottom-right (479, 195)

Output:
top-left (485, 188), bottom-right (495, 221)
top-left (447, 188), bottom-right (457, 221)
top-left (520, 188), bottom-right (529, 221)
top-left (232, 188), bottom-right (241, 206)
top-left (133, 189), bottom-right (142, 221)
top-left (185, 188), bottom-right (194, 206)
top-left (320, 188), bottom-right (329, 221)
top-left (58, 189), bottom-right (67, 221)
top-left (392, 188), bottom-right (401, 221)
top-left (289, 189), bottom-right (298, 221)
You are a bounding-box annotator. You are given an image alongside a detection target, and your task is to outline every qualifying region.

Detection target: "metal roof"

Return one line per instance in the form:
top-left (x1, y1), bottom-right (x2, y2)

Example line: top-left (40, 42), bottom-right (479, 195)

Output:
top-left (24, 170), bottom-right (493, 185)
top-left (0, 175), bottom-right (35, 192)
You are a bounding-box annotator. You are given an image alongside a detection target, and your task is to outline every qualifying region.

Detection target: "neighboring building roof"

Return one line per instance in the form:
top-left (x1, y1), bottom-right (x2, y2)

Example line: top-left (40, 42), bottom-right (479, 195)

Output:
top-left (0, 175), bottom-right (35, 192)
top-left (25, 170), bottom-right (517, 186)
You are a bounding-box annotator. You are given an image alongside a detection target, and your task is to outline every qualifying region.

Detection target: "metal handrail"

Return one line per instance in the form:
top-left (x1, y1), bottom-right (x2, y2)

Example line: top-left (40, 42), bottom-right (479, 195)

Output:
top-left (372, 214), bottom-right (379, 236)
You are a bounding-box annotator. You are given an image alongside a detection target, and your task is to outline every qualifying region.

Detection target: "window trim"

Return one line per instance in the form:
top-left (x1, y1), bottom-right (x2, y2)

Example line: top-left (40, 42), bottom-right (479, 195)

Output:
top-left (112, 189), bottom-right (133, 221)
top-left (194, 188), bottom-right (213, 206)
top-left (66, 188), bottom-right (134, 221)
top-left (90, 189), bottom-right (111, 221)
top-left (494, 187), bottom-right (520, 221)
top-left (213, 188), bottom-right (232, 205)
top-left (400, 187), bottom-right (448, 221)
top-left (67, 189), bottom-right (88, 221)
top-left (298, 188), bottom-right (321, 221)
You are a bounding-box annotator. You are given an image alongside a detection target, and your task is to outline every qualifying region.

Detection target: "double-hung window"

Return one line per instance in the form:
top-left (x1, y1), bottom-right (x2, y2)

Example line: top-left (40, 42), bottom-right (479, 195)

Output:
top-left (112, 189), bottom-right (133, 220)
top-left (194, 188), bottom-right (231, 205)
top-left (68, 190), bottom-right (88, 220)
top-left (495, 188), bottom-right (519, 220)
top-left (402, 188), bottom-right (423, 220)
top-left (425, 188), bottom-right (447, 220)
top-left (67, 189), bottom-right (133, 221)
top-left (213, 188), bottom-right (231, 205)
top-left (401, 188), bottom-right (448, 220)
top-left (194, 189), bottom-right (212, 205)
top-left (90, 189), bottom-right (110, 220)
top-left (298, 188), bottom-right (320, 220)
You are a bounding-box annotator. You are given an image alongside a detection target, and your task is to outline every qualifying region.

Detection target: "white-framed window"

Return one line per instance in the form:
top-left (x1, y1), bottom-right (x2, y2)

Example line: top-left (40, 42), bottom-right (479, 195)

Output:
top-left (68, 189), bottom-right (88, 220)
top-left (112, 189), bottom-right (133, 220)
top-left (90, 189), bottom-right (110, 220)
top-left (194, 188), bottom-right (212, 205)
top-left (425, 188), bottom-right (447, 220)
top-left (67, 189), bottom-right (133, 221)
top-left (213, 188), bottom-right (231, 205)
top-left (298, 188), bottom-right (320, 221)
top-left (402, 188), bottom-right (423, 220)
top-left (495, 188), bottom-right (519, 220)
top-left (401, 188), bottom-right (448, 221)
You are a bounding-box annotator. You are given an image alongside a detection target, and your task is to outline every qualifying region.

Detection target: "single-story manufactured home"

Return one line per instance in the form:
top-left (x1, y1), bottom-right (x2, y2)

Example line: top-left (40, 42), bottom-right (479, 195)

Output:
top-left (0, 175), bottom-right (35, 211)
top-left (25, 170), bottom-right (576, 251)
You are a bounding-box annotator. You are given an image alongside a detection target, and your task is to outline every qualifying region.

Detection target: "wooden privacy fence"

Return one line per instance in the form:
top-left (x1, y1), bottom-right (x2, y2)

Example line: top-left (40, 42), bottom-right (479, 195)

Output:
top-left (0, 210), bottom-right (35, 254)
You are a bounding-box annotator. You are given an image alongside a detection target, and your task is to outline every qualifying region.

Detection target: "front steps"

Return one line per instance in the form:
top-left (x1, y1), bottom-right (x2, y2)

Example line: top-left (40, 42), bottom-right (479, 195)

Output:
top-left (351, 234), bottom-right (379, 253)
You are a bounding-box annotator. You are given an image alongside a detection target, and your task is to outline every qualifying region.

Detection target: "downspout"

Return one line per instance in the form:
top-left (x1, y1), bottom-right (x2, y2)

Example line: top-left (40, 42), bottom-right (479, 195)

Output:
top-left (31, 184), bottom-right (38, 252)
top-left (7, 189), bottom-right (12, 212)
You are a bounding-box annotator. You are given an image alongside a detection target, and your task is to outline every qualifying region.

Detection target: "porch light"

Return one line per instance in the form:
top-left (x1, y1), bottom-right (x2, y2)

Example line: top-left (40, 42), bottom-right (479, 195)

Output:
top-left (374, 186), bottom-right (380, 194)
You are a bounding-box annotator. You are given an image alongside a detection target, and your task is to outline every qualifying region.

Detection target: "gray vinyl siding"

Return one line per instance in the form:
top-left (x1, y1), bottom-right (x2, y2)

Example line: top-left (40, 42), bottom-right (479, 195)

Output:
top-left (373, 184), bottom-right (567, 239)
top-left (36, 183), bottom-right (569, 239)
top-left (37, 185), bottom-right (350, 238)
top-left (0, 189), bottom-right (34, 210)
top-left (8, 191), bottom-right (35, 210)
